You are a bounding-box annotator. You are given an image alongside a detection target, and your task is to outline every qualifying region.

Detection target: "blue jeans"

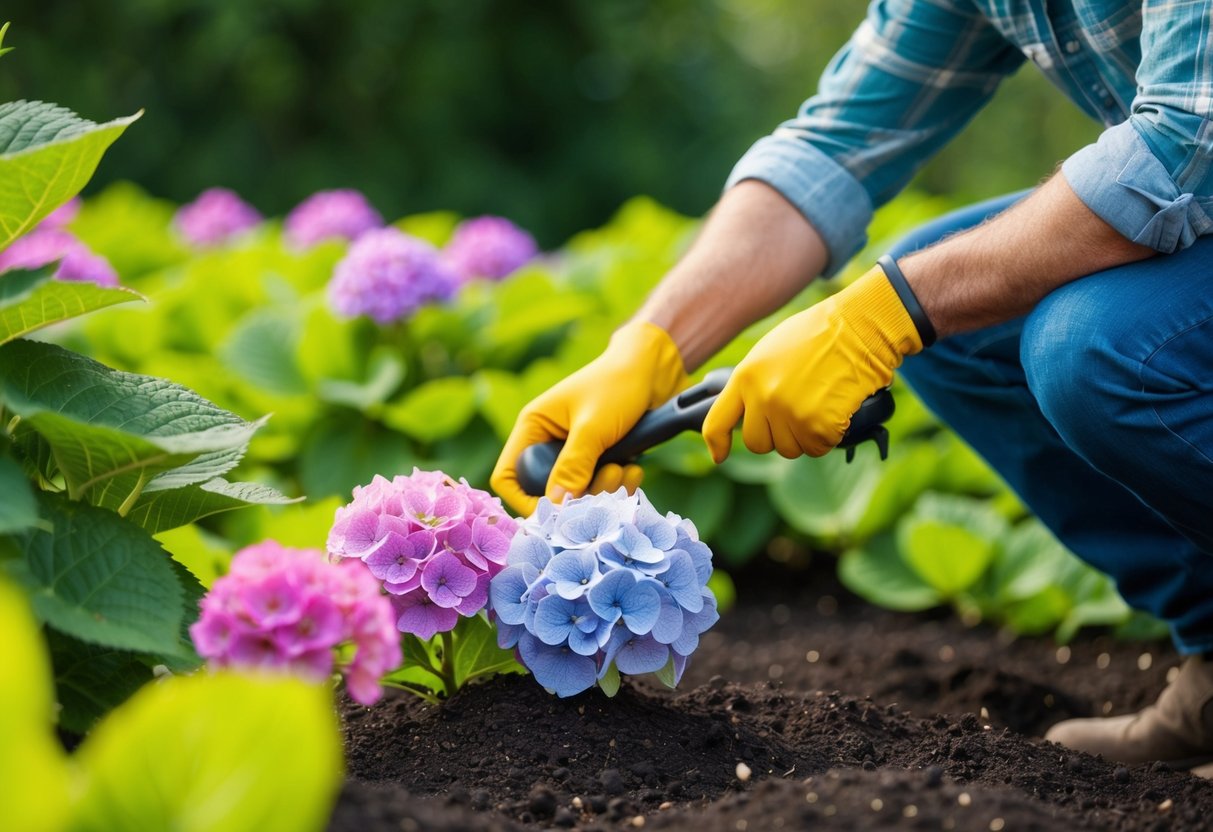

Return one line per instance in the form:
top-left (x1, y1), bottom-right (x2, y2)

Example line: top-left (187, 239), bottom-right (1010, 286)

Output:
top-left (890, 192), bottom-right (1213, 654)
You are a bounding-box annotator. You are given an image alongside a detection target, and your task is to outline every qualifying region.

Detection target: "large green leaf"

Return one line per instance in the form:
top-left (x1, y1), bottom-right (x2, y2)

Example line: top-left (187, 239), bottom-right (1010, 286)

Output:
top-left (0, 267), bottom-right (144, 345)
top-left (838, 534), bottom-right (943, 612)
top-left (220, 309), bottom-right (308, 397)
top-left (767, 449), bottom-right (884, 545)
top-left (0, 340), bottom-right (259, 507)
top-left (47, 630), bottom-right (153, 734)
top-left (5, 494), bottom-right (186, 656)
top-left (70, 672), bottom-right (343, 832)
top-left (381, 376), bottom-right (478, 443)
top-left (317, 347), bottom-right (405, 412)
top-left (0, 101), bottom-right (140, 249)
top-left (0, 578), bottom-right (71, 832)
top-left (896, 493), bottom-right (1006, 597)
top-left (451, 613), bottom-right (525, 687)
top-left (988, 519), bottom-right (1073, 604)
top-left (125, 477), bottom-right (301, 535)
top-left (712, 482), bottom-right (780, 566)
top-left (0, 454), bottom-right (38, 534)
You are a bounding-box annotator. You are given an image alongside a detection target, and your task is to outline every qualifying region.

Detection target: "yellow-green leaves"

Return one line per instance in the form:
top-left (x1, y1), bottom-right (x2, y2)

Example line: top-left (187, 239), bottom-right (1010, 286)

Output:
top-left (0, 268), bottom-right (144, 346)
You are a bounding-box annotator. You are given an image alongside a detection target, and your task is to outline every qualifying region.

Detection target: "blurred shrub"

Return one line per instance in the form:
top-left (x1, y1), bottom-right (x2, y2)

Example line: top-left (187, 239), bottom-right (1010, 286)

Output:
top-left (1, 0), bottom-right (1098, 245)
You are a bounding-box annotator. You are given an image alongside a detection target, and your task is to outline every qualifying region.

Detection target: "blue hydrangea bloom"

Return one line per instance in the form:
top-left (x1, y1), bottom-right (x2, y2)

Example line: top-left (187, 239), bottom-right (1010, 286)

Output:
top-left (488, 488), bottom-right (719, 698)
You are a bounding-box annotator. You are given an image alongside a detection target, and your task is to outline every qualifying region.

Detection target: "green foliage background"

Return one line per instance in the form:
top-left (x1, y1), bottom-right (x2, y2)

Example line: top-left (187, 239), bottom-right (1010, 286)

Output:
top-left (0, 0), bottom-right (1098, 245)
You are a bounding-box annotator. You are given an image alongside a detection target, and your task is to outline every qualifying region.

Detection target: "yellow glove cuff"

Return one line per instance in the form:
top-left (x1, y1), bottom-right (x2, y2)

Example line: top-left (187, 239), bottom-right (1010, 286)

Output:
top-left (836, 266), bottom-right (925, 366)
top-left (610, 320), bottom-right (690, 406)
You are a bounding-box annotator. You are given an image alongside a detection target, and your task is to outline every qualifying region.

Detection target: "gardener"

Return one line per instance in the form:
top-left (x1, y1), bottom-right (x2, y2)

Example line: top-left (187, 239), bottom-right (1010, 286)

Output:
top-left (492, 0), bottom-right (1213, 773)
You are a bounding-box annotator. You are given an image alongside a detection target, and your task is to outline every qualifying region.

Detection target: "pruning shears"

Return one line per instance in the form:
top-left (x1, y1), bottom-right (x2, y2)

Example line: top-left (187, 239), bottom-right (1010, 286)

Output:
top-left (516, 367), bottom-right (895, 497)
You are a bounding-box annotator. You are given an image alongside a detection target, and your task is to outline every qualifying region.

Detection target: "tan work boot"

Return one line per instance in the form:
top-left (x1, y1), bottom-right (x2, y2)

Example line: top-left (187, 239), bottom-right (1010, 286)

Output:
top-left (1045, 655), bottom-right (1213, 770)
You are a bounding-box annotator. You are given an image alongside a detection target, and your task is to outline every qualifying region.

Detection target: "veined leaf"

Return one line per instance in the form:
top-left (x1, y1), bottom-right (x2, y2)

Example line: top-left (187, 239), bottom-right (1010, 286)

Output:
top-left (0, 454), bottom-right (38, 534)
top-left (0, 267), bottom-right (144, 345)
top-left (451, 613), bottom-right (525, 688)
top-left (0, 340), bottom-right (260, 508)
top-left (48, 630), bottom-right (153, 734)
top-left (0, 101), bottom-right (140, 249)
top-left (5, 494), bottom-right (186, 656)
top-left (126, 477), bottom-right (300, 535)
top-left (381, 376), bottom-right (477, 443)
top-left (838, 534), bottom-right (943, 612)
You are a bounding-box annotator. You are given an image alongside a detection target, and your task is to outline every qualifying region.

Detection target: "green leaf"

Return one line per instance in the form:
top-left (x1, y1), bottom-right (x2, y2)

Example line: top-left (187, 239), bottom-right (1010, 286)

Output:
top-left (706, 569), bottom-right (737, 614)
top-left (0, 21), bottom-right (13, 59)
top-left (988, 519), bottom-right (1073, 603)
top-left (70, 672), bottom-right (343, 832)
top-left (6, 494), bottom-right (185, 655)
top-left (219, 309), bottom-right (308, 397)
top-left (838, 534), bottom-right (943, 612)
top-left (850, 440), bottom-right (938, 542)
top-left (768, 450), bottom-right (883, 545)
top-left (154, 523), bottom-right (231, 589)
top-left (0, 268), bottom-right (144, 345)
top-left (598, 662), bottom-right (621, 697)
top-left (451, 613), bottom-right (525, 687)
top-left (896, 493), bottom-right (1006, 597)
top-left (640, 471), bottom-right (732, 540)
top-left (47, 630), bottom-right (153, 734)
top-left (299, 417), bottom-right (418, 499)
top-left (712, 483), bottom-right (778, 566)
top-left (0, 454), bottom-right (38, 534)
top-left (654, 656), bottom-right (677, 688)
top-left (317, 347), bottom-right (405, 411)
top-left (125, 477), bottom-right (301, 535)
top-left (0, 101), bottom-right (140, 249)
top-left (382, 376), bottom-right (477, 443)
top-left (0, 340), bottom-right (260, 508)
top-left (395, 633), bottom-right (445, 696)
top-left (1001, 586), bottom-right (1070, 636)
top-left (0, 578), bottom-right (71, 832)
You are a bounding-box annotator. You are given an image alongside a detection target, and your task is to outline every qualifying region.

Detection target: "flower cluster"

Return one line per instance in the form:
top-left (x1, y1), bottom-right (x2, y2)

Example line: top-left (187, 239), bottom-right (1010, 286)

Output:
top-left (284, 188), bottom-right (383, 249)
top-left (327, 228), bottom-right (458, 324)
top-left (174, 187), bottom-right (262, 247)
top-left (40, 196), bottom-right (81, 229)
top-left (489, 488), bottom-right (718, 698)
top-left (190, 541), bottom-right (401, 705)
top-left (0, 227), bottom-right (119, 287)
top-left (443, 215), bottom-right (538, 283)
top-left (328, 469), bottom-right (519, 640)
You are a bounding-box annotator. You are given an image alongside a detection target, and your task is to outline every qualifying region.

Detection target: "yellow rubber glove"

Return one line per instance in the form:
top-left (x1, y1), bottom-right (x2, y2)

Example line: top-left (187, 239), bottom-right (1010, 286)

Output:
top-left (491, 321), bottom-right (690, 516)
top-left (702, 264), bottom-right (924, 462)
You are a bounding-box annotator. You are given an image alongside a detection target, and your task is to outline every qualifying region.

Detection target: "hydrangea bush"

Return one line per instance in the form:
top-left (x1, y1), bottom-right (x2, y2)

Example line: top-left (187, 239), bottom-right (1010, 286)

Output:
top-left (173, 187), bottom-right (262, 247)
top-left (327, 228), bottom-right (459, 325)
top-left (0, 227), bottom-right (119, 286)
top-left (284, 188), bottom-right (382, 249)
top-left (190, 541), bottom-right (401, 705)
top-left (328, 469), bottom-right (523, 698)
top-left (489, 488), bottom-right (719, 698)
top-left (443, 215), bottom-right (538, 283)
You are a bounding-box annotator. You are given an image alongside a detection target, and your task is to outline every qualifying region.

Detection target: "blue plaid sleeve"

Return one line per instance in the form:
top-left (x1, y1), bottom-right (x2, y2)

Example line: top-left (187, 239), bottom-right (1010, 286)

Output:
top-left (727, 0), bottom-right (1023, 275)
top-left (1061, 1), bottom-right (1213, 253)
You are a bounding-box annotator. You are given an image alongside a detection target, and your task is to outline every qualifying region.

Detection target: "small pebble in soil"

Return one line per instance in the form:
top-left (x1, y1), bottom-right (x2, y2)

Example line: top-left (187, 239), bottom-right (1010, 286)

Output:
top-left (1056, 646), bottom-right (1072, 664)
top-left (552, 807), bottom-right (577, 828)
top-left (470, 789), bottom-right (491, 810)
top-left (805, 791), bottom-right (818, 803)
top-left (904, 805), bottom-right (918, 818)
top-left (806, 650), bottom-right (820, 663)
top-left (1114, 766), bottom-right (1131, 784)
top-left (1159, 799), bottom-right (1174, 813)
top-left (588, 794), bottom-right (608, 814)
top-left (736, 762), bottom-right (753, 783)
top-left (925, 765), bottom-right (944, 787)
top-left (958, 792), bottom-right (972, 807)
top-left (870, 798), bottom-right (883, 811)
top-left (1103, 701), bottom-right (1115, 714)
top-left (528, 785), bottom-right (557, 818)
top-left (629, 814), bottom-right (645, 827)
top-left (1169, 666), bottom-right (1181, 683)
top-left (1097, 652), bottom-right (1111, 669)
top-left (939, 645), bottom-right (956, 662)
top-left (600, 769), bottom-right (625, 796)
top-left (990, 819), bottom-right (1006, 831)
top-left (1139, 653), bottom-right (1153, 671)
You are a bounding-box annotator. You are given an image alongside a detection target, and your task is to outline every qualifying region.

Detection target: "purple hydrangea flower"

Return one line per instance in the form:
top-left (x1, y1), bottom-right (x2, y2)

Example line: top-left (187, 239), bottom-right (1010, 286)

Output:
top-left (488, 488), bottom-right (719, 698)
top-left (190, 541), bottom-right (401, 706)
top-left (328, 469), bottom-right (519, 639)
top-left (174, 187), bottom-right (262, 247)
top-left (284, 189), bottom-right (383, 249)
top-left (39, 197), bottom-right (81, 229)
top-left (442, 215), bottom-right (538, 283)
top-left (0, 227), bottom-right (119, 287)
top-left (327, 228), bottom-right (459, 325)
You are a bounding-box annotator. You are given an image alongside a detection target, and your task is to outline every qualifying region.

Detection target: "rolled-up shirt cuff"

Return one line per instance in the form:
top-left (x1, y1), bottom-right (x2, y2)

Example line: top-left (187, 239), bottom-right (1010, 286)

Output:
top-left (725, 134), bottom-right (873, 277)
top-left (1061, 123), bottom-right (1213, 253)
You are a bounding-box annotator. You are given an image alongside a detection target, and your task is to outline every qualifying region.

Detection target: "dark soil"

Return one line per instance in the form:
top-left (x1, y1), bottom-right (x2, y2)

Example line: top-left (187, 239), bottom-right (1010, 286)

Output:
top-left (330, 555), bottom-right (1213, 831)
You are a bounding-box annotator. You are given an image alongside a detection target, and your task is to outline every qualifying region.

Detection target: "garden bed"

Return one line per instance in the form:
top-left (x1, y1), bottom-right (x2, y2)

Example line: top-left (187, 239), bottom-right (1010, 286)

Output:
top-left (331, 556), bottom-right (1213, 831)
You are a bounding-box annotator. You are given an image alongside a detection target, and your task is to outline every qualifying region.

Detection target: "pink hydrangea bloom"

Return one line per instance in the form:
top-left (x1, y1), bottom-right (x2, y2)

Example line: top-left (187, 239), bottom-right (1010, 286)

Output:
top-left (328, 469), bottom-right (518, 639)
top-left (0, 227), bottom-right (119, 287)
top-left (443, 215), bottom-right (538, 283)
top-left (327, 228), bottom-right (458, 325)
top-left (190, 541), bottom-right (401, 705)
top-left (174, 187), bottom-right (262, 247)
top-left (39, 197), bottom-right (81, 229)
top-left (284, 189), bottom-right (383, 249)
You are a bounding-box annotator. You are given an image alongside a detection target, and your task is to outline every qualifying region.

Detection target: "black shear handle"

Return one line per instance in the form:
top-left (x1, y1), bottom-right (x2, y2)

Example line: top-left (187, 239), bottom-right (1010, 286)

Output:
top-left (515, 367), bottom-right (894, 497)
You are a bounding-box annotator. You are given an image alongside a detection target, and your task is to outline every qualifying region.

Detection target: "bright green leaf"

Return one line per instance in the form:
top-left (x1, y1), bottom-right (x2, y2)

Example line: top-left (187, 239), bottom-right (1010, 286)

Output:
top-left (381, 376), bottom-right (477, 443)
top-left (598, 662), bottom-right (621, 697)
top-left (6, 494), bottom-right (185, 655)
top-left (706, 569), bottom-right (737, 614)
top-left (154, 523), bottom-right (231, 588)
top-left (768, 450), bottom-right (883, 545)
top-left (220, 309), bottom-right (308, 397)
top-left (0, 101), bottom-right (140, 248)
top-left (70, 672), bottom-right (343, 832)
top-left (898, 520), bottom-right (994, 597)
top-left (451, 613), bottom-right (525, 687)
top-left (851, 440), bottom-right (938, 542)
top-left (0, 268), bottom-right (144, 345)
top-left (1001, 586), bottom-right (1070, 636)
top-left (318, 347), bottom-right (405, 411)
top-left (654, 656), bottom-right (677, 688)
top-left (838, 534), bottom-right (943, 612)
top-left (125, 477), bottom-right (301, 535)
top-left (988, 519), bottom-right (1073, 603)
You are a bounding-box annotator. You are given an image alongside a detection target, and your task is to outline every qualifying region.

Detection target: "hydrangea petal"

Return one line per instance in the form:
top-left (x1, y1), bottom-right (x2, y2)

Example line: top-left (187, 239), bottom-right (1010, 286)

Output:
top-left (657, 550), bottom-right (704, 613)
top-left (519, 633), bottom-right (597, 698)
top-left (533, 594), bottom-right (579, 646)
top-left (489, 564), bottom-right (539, 625)
top-left (650, 593), bottom-right (685, 644)
top-left (619, 580), bottom-right (661, 635)
top-left (613, 634), bottom-right (670, 676)
top-left (587, 568), bottom-right (635, 623)
top-left (508, 533), bottom-right (554, 570)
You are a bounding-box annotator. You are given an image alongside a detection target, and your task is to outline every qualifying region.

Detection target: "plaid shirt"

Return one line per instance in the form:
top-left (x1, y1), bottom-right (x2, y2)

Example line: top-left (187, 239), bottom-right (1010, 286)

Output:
top-left (727, 0), bottom-right (1213, 275)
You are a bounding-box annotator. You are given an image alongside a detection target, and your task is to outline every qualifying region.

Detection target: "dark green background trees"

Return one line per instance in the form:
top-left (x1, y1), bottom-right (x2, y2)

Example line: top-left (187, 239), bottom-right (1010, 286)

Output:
top-left (3, 0), bottom-right (1097, 245)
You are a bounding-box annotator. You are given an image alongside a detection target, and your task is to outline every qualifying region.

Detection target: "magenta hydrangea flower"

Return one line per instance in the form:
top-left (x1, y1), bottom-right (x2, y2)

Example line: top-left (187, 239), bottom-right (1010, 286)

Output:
top-left (190, 541), bottom-right (401, 706)
top-left (284, 189), bottom-right (383, 249)
top-left (39, 196), bottom-right (81, 229)
top-left (327, 228), bottom-right (458, 325)
top-left (328, 469), bottom-right (518, 640)
top-left (174, 187), bottom-right (262, 247)
top-left (0, 228), bottom-right (119, 287)
top-left (442, 215), bottom-right (538, 283)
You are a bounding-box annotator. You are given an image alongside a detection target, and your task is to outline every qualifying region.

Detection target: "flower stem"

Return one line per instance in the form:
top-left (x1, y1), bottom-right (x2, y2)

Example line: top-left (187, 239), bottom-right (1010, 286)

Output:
top-left (440, 629), bottom-right (457, 697)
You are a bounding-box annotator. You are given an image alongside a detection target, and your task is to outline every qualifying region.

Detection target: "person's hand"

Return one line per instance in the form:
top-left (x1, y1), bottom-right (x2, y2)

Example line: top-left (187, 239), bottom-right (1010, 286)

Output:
top-left (702, 264), bottom-right (925, 461)
top-left (491, 321), bottom-right (689, 516)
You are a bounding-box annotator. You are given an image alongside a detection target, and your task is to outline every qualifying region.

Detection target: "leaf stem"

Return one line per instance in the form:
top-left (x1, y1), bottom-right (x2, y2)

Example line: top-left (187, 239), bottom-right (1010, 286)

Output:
top-left (381, 679), bottom-right (441, 705)
top-left (116, 469), bottom-right (149, 517)
top-left (440, 629), bottom-right (457, 696)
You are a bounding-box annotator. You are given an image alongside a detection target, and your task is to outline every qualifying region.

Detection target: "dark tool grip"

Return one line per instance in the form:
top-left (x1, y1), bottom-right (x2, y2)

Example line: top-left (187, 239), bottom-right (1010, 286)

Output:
top-left (515, 367), bottom-right (894, 497)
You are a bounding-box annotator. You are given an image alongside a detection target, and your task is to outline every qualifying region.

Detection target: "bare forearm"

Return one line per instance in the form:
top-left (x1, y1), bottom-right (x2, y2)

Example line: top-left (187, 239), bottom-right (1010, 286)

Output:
top-left (900, 174), bottom-right (1154, 338)
top-left (632, 180), bottom-right (828, 370)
